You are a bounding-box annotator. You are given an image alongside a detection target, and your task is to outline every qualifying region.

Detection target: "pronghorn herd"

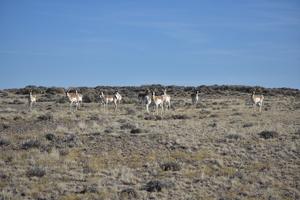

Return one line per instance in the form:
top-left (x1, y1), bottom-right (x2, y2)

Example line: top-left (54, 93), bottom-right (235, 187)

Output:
top-left (27, 88), bottom-right (265, 113)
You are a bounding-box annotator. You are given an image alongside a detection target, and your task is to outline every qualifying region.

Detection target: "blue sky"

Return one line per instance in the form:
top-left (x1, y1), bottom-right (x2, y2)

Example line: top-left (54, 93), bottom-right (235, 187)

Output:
top-left (0, 0), bottom-right (300, 89)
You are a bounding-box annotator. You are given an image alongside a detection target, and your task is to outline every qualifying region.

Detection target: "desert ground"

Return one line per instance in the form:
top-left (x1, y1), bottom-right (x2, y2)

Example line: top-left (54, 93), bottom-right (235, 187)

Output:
top-left (0, 85), bottom-right (299, 200)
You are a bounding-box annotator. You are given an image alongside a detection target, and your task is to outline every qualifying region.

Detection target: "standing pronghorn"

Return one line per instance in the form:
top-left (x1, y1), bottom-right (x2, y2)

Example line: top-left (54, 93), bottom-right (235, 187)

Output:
top-left (66, 89), bottom-right (81, 110)
top-left (28, 90), bottom-right (37, 110)
top-left (115, 91), bottom-right (122, 104)
top-left (99, 91), bottom-right (118, 111)
top-left (162, 89), bottom-right (171, 110)
top-left (75, 90), bottom-right (83, 108)
top-left (251, 90), bottom-right (264, 112)
top-left (138, 90), bottom-right (152, 113)
top-left (191, 91), bottom-right (199, 105)
top-left (152, 91), bottom-right (164, 114)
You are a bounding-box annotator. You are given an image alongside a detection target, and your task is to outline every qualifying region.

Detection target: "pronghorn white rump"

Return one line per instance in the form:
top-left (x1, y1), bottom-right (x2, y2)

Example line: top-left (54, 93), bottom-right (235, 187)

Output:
top-left (28, 90), bottom-right (37, 110)
top-left (115, 91), bottom-right (122, 104)
top-left (251, 90), bottom-right (264, 112)
top-left (191, 91), bottom-right (199, 105)
top-left (138, 90), bottom-right (152, 113)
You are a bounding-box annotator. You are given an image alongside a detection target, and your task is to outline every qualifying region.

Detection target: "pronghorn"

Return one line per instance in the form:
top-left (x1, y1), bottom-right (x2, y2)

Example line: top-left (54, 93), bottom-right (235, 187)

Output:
top-left (75, 90), bottom-right (83, 108)
top-left (152, 91), bottom-right (164, 114)
top-left (28, 90), bottom-right (37, 110)
top-left (191, 91), bottom-right (199, 105)
top-left (251, 90), bottom-right (264, 112)
top-left (162, 89), bottom-right (171, 110)
top-left (138, 90), bottom-right (149, 103)
top-left (144, 94), bottom-right (152, 113)
top-left (115, 91), bottom-right (122, 104)
top-left (138, 90), bottom-right (152, 113)
top-left (99, 91), bottom-right (118, 110)
top-left (65, 89), bottom-right (81, 110)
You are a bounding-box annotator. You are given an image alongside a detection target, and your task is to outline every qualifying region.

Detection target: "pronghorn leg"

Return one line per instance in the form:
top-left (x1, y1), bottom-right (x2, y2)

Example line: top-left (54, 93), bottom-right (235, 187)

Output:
top-left (259, 103), bottom-right (262, 112)
top-left (146, 104), bottom-right (149, 113)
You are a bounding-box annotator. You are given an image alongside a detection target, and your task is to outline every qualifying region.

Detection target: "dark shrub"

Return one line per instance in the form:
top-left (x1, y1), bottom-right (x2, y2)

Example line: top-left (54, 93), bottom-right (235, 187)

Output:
top-left (82, 93), bottom-right (97, 103)
top-left (258, 131), bottom-right (279, 139)
top-left (45, 133), bottom-right (56, 141)
top-left (226, 133), bottom-right (241, 140)
top-left (38, 113), bottom-right (53, 121)
top-left (13, 99), bottom-right (24, 104)
top-left (0, 138), bottom-right (10, 146)
top-left (126, 108), bottom-right (136, 115)
top-left (160, 162), bottom-right (181, 171)
top-left (46, 87), bottom-right (65, 94)
top-left (1, 123), bottom-right (10, 130)
top-left (21, 140), bottom-right (40, 150)
top-left (59, 149), bottom-right (69, 156)
top-left (170, 114), bottom-right (190, 120)
top-left (143, 180), bottom-right (175, 192)
top-left (208, 122), bottom-right (217, 128)
top-left (56, 97), bottom-right (67, 104)
top-left (144, 115), bottom-right (156, 120)
top-left (243, 123), bottom-right (254, 128)
top-left (104, 127), bottom-right (113, 133)
top-left (130, 128), bottom-right (143, 134)
top-left (119, 188), bottom-right (138, 199)
top-left (120, 123), bottom-right (136, 130)
top-left (26, 166), bottom-right (46, 177)
top-left (63, 133), bottom-right (81, 148)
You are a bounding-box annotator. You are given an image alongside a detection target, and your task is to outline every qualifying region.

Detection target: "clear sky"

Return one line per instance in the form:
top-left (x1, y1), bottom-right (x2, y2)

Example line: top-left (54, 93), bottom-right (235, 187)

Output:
top-left (1, 0), bottom-right (300, 89)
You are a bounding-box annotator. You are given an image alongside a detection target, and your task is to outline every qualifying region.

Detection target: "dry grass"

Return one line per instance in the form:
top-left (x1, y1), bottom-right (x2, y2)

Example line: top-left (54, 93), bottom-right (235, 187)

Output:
top-left (0, 89), bottom-right (299, 199)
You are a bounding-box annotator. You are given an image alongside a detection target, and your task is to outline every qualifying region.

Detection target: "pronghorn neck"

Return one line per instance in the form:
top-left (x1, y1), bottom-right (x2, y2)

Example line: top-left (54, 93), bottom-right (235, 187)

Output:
top-left (152, 92), bottom-right (162, 101)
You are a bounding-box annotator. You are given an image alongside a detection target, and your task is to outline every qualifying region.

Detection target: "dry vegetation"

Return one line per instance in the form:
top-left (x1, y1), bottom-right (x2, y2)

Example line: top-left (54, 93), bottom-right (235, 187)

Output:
top-left (0, 85), bottom-right (299, 200)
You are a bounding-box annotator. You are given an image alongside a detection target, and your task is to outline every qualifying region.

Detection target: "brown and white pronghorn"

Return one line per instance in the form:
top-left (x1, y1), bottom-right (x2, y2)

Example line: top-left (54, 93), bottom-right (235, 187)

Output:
top-left (138, 90), bottom-right (152, 113)
top-left (28, 90), bottom-right (37, 110)
top-left (99, 91), bottom-right (118, 110)
top-left (251, 90), bottom-right (264, 112)
top-left (191, 91), bottom-right (199, 105)
top-left (66, 89), bottom-right (82, 110)
top-left (162, 89), bottom-right (171, 110)
top-left (75, 90), bottom-right (83, 108)
top-left (152, 91), bottom-right (164, 114)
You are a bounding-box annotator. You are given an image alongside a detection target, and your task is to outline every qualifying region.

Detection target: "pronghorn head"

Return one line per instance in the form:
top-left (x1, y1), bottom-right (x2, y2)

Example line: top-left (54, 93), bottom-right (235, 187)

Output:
top-left (65, 88), bottom-right (71, 97)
